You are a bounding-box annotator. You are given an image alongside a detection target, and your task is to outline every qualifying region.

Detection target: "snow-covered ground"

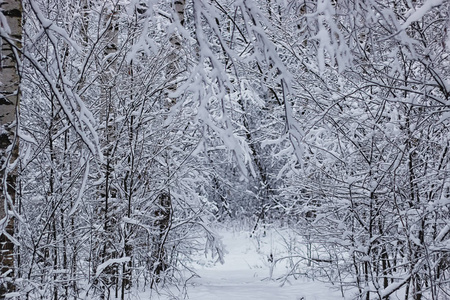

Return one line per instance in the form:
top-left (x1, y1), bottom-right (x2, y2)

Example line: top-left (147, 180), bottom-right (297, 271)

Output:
top-left (150, 226), bottom-right (347, 300)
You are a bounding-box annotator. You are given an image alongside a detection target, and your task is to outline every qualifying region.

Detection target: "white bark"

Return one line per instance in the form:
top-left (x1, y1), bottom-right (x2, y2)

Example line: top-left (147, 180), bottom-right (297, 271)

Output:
top-left (0, 0), bottom-right (22, 295)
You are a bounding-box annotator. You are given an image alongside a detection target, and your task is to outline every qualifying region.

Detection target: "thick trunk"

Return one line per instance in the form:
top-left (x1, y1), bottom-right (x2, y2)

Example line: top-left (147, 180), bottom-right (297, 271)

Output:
top-left (166, 0), bottom-right (186, 104)
top-left (0, 0), bottom-right (22, 296)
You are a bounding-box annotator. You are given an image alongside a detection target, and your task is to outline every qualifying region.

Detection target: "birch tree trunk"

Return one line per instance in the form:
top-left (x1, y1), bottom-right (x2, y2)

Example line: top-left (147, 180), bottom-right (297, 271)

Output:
top-left (97, 2), bottom-right (119, 298)
top-left (149, 0), bottom-right (186, 287)
top-left (0, 0), bottom-right (21, 296)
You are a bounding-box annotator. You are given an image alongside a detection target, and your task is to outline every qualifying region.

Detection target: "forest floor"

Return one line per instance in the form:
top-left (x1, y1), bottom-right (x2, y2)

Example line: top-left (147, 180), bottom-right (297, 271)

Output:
top-left (150, 225), bottom-right (347, 300)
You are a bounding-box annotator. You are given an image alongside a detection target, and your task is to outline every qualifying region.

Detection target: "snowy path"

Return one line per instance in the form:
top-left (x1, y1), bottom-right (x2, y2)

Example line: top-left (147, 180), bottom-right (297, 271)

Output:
top-left (188, 269), bottom-right (341, 300)
top-left (167, 229), bottom-right (347, 300)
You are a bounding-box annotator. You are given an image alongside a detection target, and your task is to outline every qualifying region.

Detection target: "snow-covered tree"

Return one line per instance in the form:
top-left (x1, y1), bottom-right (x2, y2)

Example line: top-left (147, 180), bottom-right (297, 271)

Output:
top-left (6, 0), bottom-right (450, 299)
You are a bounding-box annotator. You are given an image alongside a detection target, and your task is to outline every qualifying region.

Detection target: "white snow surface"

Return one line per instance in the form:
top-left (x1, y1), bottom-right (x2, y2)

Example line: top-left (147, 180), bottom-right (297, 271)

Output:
top-left (149, 226), bottom-right (346, 300)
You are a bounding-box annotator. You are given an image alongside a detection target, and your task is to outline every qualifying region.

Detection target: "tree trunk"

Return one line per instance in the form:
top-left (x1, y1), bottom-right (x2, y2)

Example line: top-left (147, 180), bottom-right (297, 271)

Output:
top-left (97, 2), bottom-right (119, 298)
top-left (150, 192), bottom-right (171, 288)
top-left (0, 0), bottom-right (22, 297)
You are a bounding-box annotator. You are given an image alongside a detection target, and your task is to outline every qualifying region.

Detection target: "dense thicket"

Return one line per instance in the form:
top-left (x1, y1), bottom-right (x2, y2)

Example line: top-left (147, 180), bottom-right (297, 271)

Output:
top-left (1, 0), bottom-right (449, 299)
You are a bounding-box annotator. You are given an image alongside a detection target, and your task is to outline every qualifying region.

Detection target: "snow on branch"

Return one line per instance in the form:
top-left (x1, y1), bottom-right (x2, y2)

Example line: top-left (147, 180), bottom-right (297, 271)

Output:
top-left (95, 257), bottom-right (131, 278)
top-left (28, 0), bottom-right (82, 53)
top-left (380, 275), bottom-right (411, 298)
top-left (401, 0), bottom-right (445, 29)
top-left (309, 0), bottom-right (352, 73)
top-left (23, 1), bottom-right (104, 161)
